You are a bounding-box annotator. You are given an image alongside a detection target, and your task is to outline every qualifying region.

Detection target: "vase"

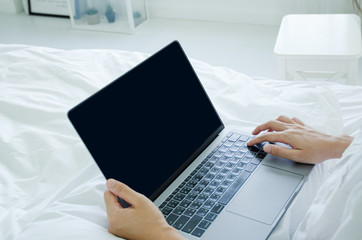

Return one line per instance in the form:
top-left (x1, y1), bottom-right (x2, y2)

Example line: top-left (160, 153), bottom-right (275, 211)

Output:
top-left (87, 13), bottom-right (100, 25)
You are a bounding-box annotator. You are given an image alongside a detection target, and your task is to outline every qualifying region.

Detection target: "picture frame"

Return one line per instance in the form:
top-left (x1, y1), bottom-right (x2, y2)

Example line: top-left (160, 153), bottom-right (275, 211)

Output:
top-left (28, 0), bottom-right (70, 18)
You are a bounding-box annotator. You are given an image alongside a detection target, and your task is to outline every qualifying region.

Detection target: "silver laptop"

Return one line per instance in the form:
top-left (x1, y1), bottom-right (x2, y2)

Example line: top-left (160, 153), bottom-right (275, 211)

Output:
top-left (68, 41), bottom-right (313, 240)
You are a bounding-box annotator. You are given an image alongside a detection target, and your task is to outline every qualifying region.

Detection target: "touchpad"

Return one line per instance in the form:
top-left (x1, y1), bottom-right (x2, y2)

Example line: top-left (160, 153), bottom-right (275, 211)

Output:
top-left (226, 165), bottom-right (303, 225)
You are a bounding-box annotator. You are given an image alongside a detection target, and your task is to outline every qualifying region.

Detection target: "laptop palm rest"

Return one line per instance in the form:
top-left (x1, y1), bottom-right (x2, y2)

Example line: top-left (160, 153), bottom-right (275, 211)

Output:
top-left (226, 165), bottom-right (303, 225)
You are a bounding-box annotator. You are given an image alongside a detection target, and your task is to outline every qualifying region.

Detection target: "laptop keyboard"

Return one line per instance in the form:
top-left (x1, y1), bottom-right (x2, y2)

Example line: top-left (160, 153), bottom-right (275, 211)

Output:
top-left (158, 132), bottom-right (267, 237)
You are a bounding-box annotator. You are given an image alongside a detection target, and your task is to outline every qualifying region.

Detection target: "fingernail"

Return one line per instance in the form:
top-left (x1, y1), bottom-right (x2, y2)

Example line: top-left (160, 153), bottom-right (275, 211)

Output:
top-left (264, 144), bottom-right (271, 153)
top-left (107, 179), bottom-right (116, 189)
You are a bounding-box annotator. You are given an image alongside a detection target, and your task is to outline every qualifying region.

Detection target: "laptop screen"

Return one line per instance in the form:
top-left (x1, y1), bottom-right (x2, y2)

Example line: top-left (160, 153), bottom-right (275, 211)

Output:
top-left (68, 41), bottom-right (224, 200)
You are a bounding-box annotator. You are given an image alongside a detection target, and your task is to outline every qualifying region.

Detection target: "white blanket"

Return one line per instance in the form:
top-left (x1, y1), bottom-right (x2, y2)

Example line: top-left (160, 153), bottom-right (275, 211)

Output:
top-left (1, 44), bottom-right (362, 239)
top-left (294, 129), bottom-right (362, 240)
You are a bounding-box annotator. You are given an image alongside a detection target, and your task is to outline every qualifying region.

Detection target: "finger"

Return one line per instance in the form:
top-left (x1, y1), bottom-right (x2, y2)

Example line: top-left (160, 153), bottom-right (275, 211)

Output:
top-left (251, 120), bottom-right (289, 135)
top-left (276, 115), bottom-right (294, 124)
top-left (291, 117), bottom-right (305, 126)
top-left (104, 189), bottom-right (122, 212)
top-left (263, 144), bottom-right (301, 161)
top-left (107, 179), bottom-right (140, 207)
top-left (247, 131), bottom-right (292, 146)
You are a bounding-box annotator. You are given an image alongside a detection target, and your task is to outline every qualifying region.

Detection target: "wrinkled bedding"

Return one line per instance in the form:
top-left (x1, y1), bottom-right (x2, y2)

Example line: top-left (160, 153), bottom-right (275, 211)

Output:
top-left (1, 44), bottom-right (362, 240)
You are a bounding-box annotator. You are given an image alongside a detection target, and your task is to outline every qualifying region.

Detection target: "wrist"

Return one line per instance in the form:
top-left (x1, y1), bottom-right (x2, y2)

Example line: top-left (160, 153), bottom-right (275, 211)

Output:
top-left (156, 225), bottom-right (185, 240)
top-left (329, 135), bottom-right (353, 159)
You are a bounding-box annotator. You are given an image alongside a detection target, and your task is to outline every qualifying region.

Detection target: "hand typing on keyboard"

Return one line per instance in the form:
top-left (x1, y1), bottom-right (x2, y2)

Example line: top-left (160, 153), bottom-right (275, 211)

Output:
top-left (104, 179), bottom-right (186, 240)
top-left (247, 115), bottom-right (353, 164)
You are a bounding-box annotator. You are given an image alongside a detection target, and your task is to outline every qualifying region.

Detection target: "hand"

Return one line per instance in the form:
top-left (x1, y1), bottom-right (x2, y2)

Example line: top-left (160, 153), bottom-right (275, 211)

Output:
top-left (104, 179), bottom-right (185, 240)
top-left (246, 115), bottom-right (353, 164)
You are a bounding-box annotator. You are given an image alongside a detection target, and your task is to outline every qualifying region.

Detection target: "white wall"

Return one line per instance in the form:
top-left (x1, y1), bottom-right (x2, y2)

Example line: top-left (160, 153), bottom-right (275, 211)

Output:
top-left (0, 0), bottom-right (23, 13)
top-left (148, 0), bottom-right (355, 25)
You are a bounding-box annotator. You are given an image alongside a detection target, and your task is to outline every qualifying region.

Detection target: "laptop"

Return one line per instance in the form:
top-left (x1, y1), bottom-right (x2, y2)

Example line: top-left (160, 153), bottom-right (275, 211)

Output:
top-left (68, 41), bottom-right (313, 240)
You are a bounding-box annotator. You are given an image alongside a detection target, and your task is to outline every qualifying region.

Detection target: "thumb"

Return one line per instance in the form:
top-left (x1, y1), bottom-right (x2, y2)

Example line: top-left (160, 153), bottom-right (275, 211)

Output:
top-left (264, 144), bottom-right (296, 160)
top-left (104, 189), bottom-right (121, 212)
top-left (106, 179), bottom-right (140, 206)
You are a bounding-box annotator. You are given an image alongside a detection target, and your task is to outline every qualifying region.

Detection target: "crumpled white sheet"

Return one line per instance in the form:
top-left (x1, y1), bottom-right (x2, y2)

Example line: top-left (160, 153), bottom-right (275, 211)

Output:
top-left (1, 44), bottom-right (362, 240)
top-left (293, 129), bottom-right (362, 240)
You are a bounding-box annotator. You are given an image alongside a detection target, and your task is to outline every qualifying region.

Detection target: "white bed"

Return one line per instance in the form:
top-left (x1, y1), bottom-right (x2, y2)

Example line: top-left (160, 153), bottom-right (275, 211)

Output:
top-left (1, 44), bottom-right (362, 240)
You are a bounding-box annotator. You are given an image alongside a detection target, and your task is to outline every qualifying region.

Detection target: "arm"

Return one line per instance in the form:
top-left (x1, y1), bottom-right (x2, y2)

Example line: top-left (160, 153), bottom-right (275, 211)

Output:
top-left (246, 115), bottom-right (353, 164)
top-left (104, 179), bottom-right (186, 240)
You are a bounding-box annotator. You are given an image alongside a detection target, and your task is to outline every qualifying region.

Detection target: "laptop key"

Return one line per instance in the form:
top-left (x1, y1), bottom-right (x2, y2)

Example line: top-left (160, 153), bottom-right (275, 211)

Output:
top-left (179, 199), bottom-right (192, 208)
top-left (209, 156), bottom-right (219, 164)
top-left (240, 156), bottom-right (252, 164)
top-left (239, 135), bottom-right (249, 141)
top-left (220, 180), bottom-right (232, 188)
top-left (179, 186), bottom-right (192, 195)
top-left (198, 180), bottom-right (209, 188)
top-left (210, 203), bottom-right (224, 214)
top-left (191, 227), bottom-right (205, 237)
top-left (192, 186), bottom-right (204, 194)
top-left (226, 174), bottom-right (237, 181)
top-left (181, 215), bottom-right (203, 233)
top-left (202, 187), bottom-right (214, 196)
top-left (213, 151), bottom-right (224, 158)
top-left (172, 206), bottom-right (186, 215)
top-left (186, 193), bottom-right (198, 201)
top-left (208, 180), bottom-right (219, 189)
top-left (245, 163), bottom-right (257, 172)
top-left (184, 208), bottom-right (196, 217)
top-left (219, 145), bottom-right (229, 153)
top-left (234, 152), bottom-right (245, 158)
top-left (159, 201), bottom-right (167, 209)
top-left (173, 215), bottom-right (190, 230)
top-left (209, 194), bottom-right (221, 202)
top-left (174, 193), bottom-right (186, 201)
top-left (224, 150), bottom-right (234, 158)
top-left (161, 206), bottom-right (173, 216)
top-left (198, 220), bottom-right (212, 230)
top-left (166, 213), bottom-right (179, 225)
top-left (234, 140), bottom-right (245, 147)
top-left (167, 200), bottom-right (180, 208)
top-left (218, 171), bottom-right (251, 205)
top-left (195, 207), bottom-right (209, 217)
top-left (229, 133), bottom-right (240, 142)
top-left (202, 199), bottom-right (215, 209)
top-left (248, 145), bottom-right (260, 153)
top-left (220, 168), bottom-right (231, 176)
top-left (205, 212), bottom-right (217, 222)
top-left (225, 162), bottom-right (234, 170)
top-left (204, 173), bottom-right (215, 181)
top-left (256, 152), bottom-right (267, 160)
top-left (189, 201), bottom-right (202, 210)
top-left (223, 140), bottom-right (233, 147)
top-left (251, 157), bottom-right (262, 165)
top-left (215, 186), bottom-right (227, 195)
top-left (166, 195), bottom-right (173, 201)
top-left (209, 167), bottom-right (221, 175)
top-left (198, 168), bottom-right (209, 175)
top-left (195, 194), bottom-right (208, 203)
top-left (230, 145), bottom-right (240, 152)
top-left (231, 168), bottom-right (242, 175)
top-left (245, 152), bottom-right (255, 158)
top-left (214, 175), bottom-right (225, 182)
top-left (186, 180), bottom-right (198, 188)
top-left (236, 162), bottom-right (247, 170)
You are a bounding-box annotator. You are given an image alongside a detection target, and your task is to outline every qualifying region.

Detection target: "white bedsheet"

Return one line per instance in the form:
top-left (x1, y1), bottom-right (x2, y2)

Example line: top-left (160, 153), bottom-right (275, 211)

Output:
top-left (1, 44), bottom-right (362, 240)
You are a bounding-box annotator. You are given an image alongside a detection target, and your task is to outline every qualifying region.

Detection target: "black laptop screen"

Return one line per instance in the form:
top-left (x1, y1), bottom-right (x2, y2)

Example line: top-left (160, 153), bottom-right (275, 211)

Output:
top-left (68, 41), bottom-right (224, 200)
